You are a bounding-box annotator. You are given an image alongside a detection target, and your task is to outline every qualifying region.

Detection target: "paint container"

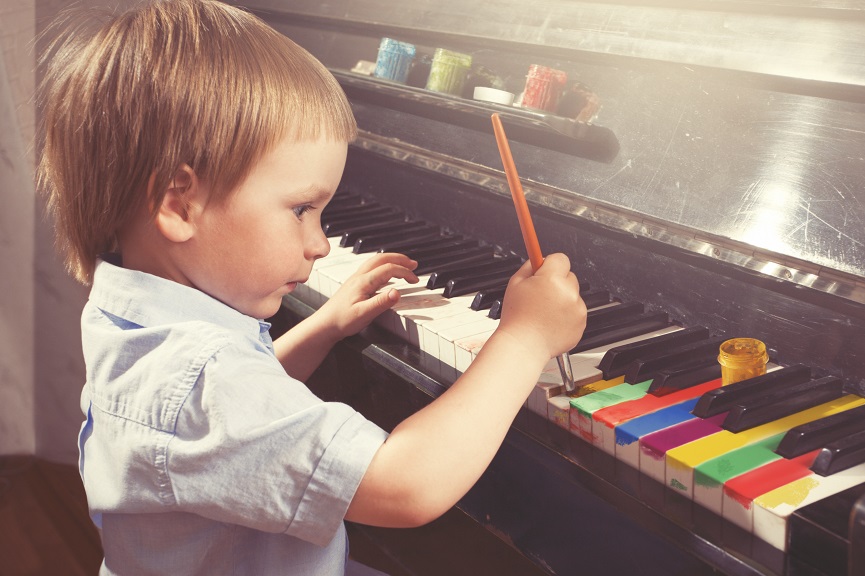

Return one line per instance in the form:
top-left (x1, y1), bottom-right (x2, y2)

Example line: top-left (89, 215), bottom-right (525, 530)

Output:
top-left (521, 64), bottom-right (568, 112)
top-left (425, 48), bottom-right (472, 95)
top-left (718, 338), bottom-right (768, 385)
top-left (373, 38), bottom-right (416, 84)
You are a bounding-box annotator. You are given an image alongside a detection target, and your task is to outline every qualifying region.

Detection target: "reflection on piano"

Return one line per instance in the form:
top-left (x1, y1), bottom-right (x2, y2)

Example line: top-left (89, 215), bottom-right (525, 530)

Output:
top-left (246, 0), bottom-right (865, 573)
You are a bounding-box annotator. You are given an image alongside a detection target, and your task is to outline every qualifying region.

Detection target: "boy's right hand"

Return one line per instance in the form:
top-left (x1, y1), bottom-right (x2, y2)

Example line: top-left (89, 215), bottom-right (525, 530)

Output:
top-left (497, 254), bottom-right (587, 359)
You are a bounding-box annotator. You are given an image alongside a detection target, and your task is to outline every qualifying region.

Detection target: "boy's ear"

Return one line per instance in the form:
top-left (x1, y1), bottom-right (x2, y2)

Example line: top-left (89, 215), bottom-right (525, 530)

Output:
top-left (152, 165), bottom-right (204, 243)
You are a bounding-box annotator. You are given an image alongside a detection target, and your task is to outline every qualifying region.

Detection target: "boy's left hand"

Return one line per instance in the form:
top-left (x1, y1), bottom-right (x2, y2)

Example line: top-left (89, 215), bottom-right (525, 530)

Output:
top-left (318, 252), bottom-right (419, 339)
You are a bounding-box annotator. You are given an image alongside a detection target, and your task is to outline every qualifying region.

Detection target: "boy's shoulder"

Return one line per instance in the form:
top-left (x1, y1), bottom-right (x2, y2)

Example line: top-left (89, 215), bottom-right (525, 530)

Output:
top-left (82, 257), bottom-right (281, 432)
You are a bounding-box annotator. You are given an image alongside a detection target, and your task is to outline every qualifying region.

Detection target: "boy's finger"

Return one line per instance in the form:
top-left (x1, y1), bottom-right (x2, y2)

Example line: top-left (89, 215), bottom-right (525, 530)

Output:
top-left (356, 252), bottom-right (417, 275)
top-left (508, 259), bottom-right (536, 284)
top-left (359, 287), bottom-right (400, 317)
top-left (535, 253), bottom-right (571, 277)
top-left (363, 264), bottom-right (419, 294)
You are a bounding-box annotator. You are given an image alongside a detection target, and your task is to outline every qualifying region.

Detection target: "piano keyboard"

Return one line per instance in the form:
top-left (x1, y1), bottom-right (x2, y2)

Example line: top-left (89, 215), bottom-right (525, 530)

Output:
top-left (292, 189), bottom-right (865, 575)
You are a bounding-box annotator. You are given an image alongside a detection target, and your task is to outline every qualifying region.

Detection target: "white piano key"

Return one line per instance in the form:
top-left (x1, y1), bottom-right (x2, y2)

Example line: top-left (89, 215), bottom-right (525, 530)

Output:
top-left (393, 291), bottom-right (477, 348)
top-left (419, 311), bottom-right (482, 359)
top-left (547, 395), bottom-right (572, 430)
top-left (438, 319), bottom-right (497, 370)
top-left (456, 329), bottom-right (497, 373)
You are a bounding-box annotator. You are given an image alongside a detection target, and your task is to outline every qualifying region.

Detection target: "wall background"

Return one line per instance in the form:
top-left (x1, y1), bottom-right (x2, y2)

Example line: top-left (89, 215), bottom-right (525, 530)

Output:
top-left (0, 0), bottom-right (128, 464)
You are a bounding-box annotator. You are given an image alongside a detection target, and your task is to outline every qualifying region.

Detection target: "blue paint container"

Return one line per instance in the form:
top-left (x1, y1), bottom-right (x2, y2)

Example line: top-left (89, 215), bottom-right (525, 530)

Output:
top-left (373, 38), bottom-right (416, 84)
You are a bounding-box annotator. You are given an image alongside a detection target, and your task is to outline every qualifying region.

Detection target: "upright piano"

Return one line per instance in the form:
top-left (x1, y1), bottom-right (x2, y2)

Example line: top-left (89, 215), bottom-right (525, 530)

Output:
top-left (244, 1), bottom-right (865, 574)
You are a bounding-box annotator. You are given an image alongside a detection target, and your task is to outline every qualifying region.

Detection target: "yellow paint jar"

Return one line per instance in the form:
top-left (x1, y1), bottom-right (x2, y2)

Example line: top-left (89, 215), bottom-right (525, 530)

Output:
top-left (718, 338), bottom-right (768, 385)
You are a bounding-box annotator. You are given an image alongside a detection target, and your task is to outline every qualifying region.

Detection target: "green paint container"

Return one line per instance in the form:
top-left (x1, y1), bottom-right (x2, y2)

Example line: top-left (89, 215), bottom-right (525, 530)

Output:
top-left (425, 48), bottom-right (472, 95)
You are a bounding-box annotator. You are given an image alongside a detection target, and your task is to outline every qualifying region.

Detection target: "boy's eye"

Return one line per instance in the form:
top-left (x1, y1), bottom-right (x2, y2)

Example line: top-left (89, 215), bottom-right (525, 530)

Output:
top-left (292, 204), bottom-right (313, 219)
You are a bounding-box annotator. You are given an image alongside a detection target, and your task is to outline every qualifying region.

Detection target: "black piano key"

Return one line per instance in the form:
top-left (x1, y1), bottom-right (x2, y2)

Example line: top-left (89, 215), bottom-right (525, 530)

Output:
top-left (585, 302), bottom-right (645, 331)
top-left (443, 271), bottom-right (512, 298)
top-left (580, 310), bottom-right (663, 340)
top-left (488, 299), bottom-right (503, 320)
top-left (378, 235), bottom-right (463, 254)
top-left (789, 483), bottom-right (865, 576)
top-left (471, 286), bottom-right (506, 310)
top-left (322, 206), bottom-right (402, 230)
top-left (812, 425), bottom-right (865, 476)
top-left (571, 312), bottom-right (670, 354)
top-left (328, 215), bottom-right (407, 239)
top-left (321, 201), bottom-right (381, 221)
top-left (324, 191), bottom-right (364, 208)
top-left (599, 326), bottom-right (711, 380)
top-left (427, 257), bottom-right (522, 290)
top-left (852, 493), bottom-right (865, 576)
top-left (722, 376), bottom-right (845, 433)
top-left (777, 403), bottom-right (865, 459)
top-left (414, 247), bottom-right (495, 275)
top-left (404, 239), bottom-right (479, 261)
top-left (340, 220), bottom-right (421, 247)
top-left (581, 289), bottom-right (611, 309)
top-left (623, 336), bottom-right (728, 384)
top-left (648, 360), bottom-right (722, 396)
top-left (475, 284), bottom-right (603, 313)
top-left (691, 364), bottom-right (812, 419)
top-left (352, 225), bottom-right (441, 253)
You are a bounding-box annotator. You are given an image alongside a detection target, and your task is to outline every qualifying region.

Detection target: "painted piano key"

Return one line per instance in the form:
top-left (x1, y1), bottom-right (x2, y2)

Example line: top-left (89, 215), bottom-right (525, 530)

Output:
top-left (532, 325), bottom-right (675, 400)
top-left (640, 413), bottom-right (728, 484)
top-left (530, 326), bottom-right (683, 416)
top-left (595, 377), bottom-right (722, 455)
top-left (693, 433), bottom-right (785, 515)
top-left (721, 450), bottom-right (819, 532)
top-left (753, 460), bottom-right (865, 551)
top-left (665, 395), bottom-right (865, 499)
top-left (635, 366), bottom-right (784, 484)
top-left (615, 398), bottom-right (701, 469)
top-left (569, 381), bottom-right (652, 444)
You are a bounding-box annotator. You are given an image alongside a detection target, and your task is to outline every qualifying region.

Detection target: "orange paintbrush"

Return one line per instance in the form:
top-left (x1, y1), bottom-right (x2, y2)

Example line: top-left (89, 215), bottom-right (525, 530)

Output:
top-left (491, 113), bottom-right (575, 392)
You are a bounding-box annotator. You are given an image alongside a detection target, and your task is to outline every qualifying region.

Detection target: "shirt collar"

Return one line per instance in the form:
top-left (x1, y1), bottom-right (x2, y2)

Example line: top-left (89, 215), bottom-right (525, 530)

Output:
top-left (89, 254), bottom-right (270, 339)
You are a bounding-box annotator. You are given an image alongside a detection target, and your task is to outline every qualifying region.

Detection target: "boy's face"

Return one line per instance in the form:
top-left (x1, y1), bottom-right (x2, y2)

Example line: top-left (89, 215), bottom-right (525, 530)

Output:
top-left (187, 136), bottom-right (346, 319)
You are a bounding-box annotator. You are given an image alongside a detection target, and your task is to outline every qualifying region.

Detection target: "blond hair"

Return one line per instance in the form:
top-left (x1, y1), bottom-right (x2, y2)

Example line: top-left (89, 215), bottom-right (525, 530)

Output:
top-left (37, 0), bottom-right (357, 284)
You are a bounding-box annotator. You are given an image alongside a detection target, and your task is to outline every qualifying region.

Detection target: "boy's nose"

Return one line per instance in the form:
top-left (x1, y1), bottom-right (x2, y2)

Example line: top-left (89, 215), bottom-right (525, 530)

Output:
top-left (306, 226), bottom-right (330, 260)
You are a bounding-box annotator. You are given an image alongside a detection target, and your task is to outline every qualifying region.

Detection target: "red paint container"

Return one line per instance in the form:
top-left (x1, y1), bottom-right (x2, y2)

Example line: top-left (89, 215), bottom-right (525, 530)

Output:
top-left (521, 64), bottom-right (568, 112)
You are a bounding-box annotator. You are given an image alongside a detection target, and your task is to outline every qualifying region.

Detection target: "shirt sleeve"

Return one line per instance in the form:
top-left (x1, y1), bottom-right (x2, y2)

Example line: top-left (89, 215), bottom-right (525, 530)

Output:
top-left (166, 339), bottom-right (388, 546)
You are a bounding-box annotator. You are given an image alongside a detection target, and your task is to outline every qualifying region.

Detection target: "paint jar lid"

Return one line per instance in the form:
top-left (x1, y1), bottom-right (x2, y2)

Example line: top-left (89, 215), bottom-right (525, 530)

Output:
top-left (473, 87), bottom-right (515, 106)
top-left (432, 48), bottom-right (472, 68)
top-left (378, 37), bottom-right (416, 57)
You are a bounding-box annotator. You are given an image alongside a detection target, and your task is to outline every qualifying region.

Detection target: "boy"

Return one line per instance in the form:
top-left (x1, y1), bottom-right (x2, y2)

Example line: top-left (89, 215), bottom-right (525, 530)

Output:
top-left (37, 0), bottom-right (587, 574)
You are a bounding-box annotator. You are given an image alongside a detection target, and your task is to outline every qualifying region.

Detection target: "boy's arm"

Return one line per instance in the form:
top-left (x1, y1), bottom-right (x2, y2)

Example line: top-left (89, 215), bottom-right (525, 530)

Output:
top-left (273, 253), bottom-right (418, 381)
top-left (345, 254), bottom-right (587, 527)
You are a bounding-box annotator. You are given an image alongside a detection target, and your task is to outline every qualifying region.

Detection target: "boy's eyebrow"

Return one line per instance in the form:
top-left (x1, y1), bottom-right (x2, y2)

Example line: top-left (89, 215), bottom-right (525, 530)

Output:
top-left (294, 185), bottom-right (336, 203)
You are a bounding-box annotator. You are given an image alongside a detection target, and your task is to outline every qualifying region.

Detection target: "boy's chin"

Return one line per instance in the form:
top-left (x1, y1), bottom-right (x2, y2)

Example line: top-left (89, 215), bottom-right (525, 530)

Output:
top-left (233, 297), bottom-right (283, 321)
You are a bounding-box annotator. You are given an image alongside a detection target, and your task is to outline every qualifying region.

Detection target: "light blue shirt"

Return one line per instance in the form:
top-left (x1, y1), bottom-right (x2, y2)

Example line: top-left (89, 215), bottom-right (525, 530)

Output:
top-left (78, 256), bottom-right (388, 575)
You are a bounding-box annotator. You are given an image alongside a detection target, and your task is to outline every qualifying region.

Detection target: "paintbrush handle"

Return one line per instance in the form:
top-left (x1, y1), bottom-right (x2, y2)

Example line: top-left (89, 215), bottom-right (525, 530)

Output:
top-left (491, 113), bottom-right (576, 392)
top-left (491, 115), bottom-right (544, 270)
